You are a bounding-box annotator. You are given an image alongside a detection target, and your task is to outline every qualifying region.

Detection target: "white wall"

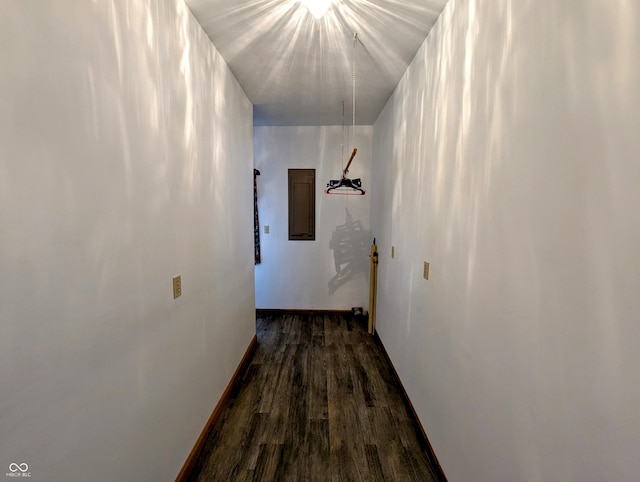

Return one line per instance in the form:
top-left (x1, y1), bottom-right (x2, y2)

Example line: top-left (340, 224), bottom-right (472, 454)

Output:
top-left (372, 1), bottom-right (640, 481)
top-left (254, 126), bottom-right (372, 310)
top-left (0, 1), bottom-right (255, 480)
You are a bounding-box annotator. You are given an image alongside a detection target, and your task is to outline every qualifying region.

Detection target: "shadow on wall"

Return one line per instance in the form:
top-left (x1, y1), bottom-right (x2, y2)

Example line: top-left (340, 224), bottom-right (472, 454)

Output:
top-left (328, 208), bottom-right (370, 295)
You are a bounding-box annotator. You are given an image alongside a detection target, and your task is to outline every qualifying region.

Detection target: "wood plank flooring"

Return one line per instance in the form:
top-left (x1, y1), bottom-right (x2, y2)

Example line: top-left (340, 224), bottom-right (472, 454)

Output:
top-left (187, 313), bottom-right (441, 482)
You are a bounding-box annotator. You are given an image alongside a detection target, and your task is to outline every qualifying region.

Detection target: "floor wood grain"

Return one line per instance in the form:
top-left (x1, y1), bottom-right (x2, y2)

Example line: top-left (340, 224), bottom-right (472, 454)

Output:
top-left (187, 313), bottom-right (441, 481)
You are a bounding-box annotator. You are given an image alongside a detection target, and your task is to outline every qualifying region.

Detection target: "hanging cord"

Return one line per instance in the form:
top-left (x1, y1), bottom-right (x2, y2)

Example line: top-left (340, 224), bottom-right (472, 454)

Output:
top-left (352, 32), bottom-right (357, 151)
top-left (341, 100), bottom-right (345, 172)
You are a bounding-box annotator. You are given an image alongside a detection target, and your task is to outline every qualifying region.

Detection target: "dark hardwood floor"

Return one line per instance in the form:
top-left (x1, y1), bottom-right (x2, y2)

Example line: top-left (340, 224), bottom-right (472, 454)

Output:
top-left (188, 313), bottom-right (441, 481)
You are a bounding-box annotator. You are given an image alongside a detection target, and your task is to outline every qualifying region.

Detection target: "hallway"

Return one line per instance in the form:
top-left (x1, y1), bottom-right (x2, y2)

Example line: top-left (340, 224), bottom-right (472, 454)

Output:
top-left (4, 2), bottom-right (640, 480)
top-left (188, 313), bottom-right (442, 481)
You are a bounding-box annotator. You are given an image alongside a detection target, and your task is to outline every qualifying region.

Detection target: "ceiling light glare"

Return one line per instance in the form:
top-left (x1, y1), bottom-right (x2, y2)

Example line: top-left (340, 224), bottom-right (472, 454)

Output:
top-left (303, 0), bottom-right (331, 19)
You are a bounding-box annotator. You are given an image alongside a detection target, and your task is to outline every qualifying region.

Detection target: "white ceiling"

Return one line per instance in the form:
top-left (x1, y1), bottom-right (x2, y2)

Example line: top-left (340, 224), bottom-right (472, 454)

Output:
top-left (184, 0), bottom-right (448, 125)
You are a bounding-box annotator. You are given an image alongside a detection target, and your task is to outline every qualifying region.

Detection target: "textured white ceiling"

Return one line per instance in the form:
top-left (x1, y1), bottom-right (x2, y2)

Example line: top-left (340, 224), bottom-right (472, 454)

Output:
top-left (184, 0), bottom-right (448, 125)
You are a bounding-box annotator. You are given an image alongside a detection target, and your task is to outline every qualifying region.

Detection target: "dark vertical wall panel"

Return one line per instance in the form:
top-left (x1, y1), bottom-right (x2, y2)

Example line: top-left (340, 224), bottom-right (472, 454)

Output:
top-left (288, 169), bottom-right (315, 240)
